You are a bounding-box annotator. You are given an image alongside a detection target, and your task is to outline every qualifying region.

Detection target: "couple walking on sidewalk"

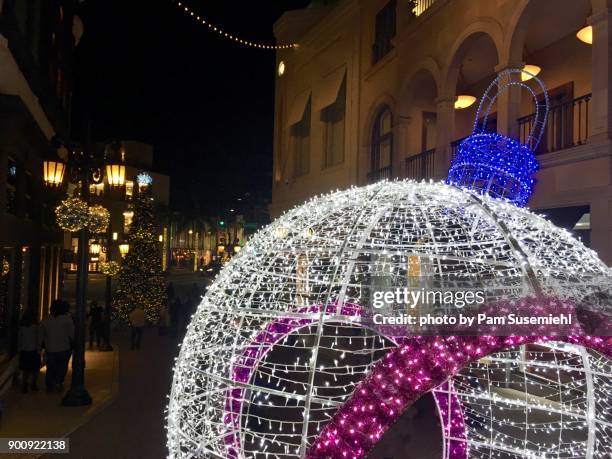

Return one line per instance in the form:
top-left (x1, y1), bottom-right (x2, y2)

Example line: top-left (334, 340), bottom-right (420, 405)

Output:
top-left (18, 299), bottom-right (74, 393)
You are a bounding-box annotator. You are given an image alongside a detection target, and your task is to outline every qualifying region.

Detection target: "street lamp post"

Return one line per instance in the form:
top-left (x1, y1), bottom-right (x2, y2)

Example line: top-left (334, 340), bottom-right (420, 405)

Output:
top-left (44, 139), bottom-right (125, 406)
top-left (64, 174), bottom-right (92, 406)
top-left (100, 228), bottom-right (116, 352)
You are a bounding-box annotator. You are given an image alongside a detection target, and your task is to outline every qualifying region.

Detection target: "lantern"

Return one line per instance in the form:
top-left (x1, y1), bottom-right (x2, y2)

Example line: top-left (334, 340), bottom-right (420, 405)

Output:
top-left (43, 159), bottom-right (66, 186)
top-left (105, 141), bottom-right (126, 188)
top-left (106, 164), bottom-right (125, 187)
top-left (119, 242), bottom-right (130, 257)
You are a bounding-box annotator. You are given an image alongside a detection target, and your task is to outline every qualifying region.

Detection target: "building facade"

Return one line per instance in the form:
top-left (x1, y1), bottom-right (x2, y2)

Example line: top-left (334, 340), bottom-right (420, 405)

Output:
top-left (0, 0), bottom-right (81, 364)
top-left (271, 0), bottom-right (612, 265)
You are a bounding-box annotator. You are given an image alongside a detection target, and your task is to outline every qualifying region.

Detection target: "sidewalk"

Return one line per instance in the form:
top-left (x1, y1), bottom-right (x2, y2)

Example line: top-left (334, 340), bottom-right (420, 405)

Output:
top-left (0, 347), bottom-right (119, 457)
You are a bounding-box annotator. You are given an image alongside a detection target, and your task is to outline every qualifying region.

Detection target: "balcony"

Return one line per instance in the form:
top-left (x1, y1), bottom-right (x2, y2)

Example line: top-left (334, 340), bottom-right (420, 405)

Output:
top-left (367, 165), bottom-right (392, 184)
top-left (450, 136), bottom-right (468, 158)
top-left (518, 93), bottom-right (591, 155)
top-left (405, 148), bottom-right (436, 181)
top-left (412, 0), bottom-right (438, 17)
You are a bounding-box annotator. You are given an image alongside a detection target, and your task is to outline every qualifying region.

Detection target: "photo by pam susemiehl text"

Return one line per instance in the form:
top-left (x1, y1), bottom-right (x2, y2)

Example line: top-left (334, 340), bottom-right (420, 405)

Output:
top-left (371, 312), bottom-right (573, 327)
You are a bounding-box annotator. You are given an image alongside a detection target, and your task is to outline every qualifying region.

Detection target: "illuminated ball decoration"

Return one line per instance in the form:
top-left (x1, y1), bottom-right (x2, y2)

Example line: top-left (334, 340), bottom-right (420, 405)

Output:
top-left (447, 68), bottom-right (549, 207)
top-left (87, 205), bottom-right (110, 234)
top-left (136, 172), bottom-right (153, 187)
top-left (55, 197), bottom-right (89, 232)
top-left (166, 181), bottom-right (610, 458)
top-left (99, 260), bottom-right (120, 277)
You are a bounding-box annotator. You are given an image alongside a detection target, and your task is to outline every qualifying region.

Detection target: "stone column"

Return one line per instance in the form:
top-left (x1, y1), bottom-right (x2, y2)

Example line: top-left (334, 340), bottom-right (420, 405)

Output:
top-left (434, 95), bottom-right (456, 179)
top-left (396, 115), bottom-right (412, 177)
top-left (494, 62), bottom-right (525, 140)
top-left (589, 4), bottom-right (612, 141)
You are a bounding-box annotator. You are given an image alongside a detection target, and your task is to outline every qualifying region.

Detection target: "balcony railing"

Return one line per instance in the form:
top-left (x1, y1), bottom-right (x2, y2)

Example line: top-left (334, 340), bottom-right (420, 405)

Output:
top-left (412, 0), bottom-right (438, 16)
top-left (367, 165), bottom-right (392, 184)
top-left (518, 93), bottom-right (591, 155)
top-left (405, 148), bottom-right (436, 180)
top-left (450, 136), bottom-right (468, 158)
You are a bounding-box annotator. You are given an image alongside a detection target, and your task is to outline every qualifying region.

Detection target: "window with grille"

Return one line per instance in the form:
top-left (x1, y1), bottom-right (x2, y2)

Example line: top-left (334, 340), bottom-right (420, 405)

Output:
top-left (372, 0), bottom-right (396, 64)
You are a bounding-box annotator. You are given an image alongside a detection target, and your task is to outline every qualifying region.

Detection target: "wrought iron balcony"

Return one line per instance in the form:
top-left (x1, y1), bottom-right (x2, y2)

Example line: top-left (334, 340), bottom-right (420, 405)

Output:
top-left (367, 165), bottom-right (392, 184)
top-left (405, 148), bottom-right (436, 180)
top-left (450, 136), bottom-right (468, 157)
top-left (518, 93), bottom-right (591, 155)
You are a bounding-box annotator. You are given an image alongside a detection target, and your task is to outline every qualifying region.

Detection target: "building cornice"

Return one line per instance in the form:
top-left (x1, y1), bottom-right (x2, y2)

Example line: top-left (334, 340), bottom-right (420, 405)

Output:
top-left (538, 138), bottom-right (612, 169)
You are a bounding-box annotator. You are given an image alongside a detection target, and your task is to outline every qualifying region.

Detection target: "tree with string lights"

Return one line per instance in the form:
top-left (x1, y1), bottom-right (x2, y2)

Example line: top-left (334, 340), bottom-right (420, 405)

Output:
top-left (113, 184), bottom-right (165, 324)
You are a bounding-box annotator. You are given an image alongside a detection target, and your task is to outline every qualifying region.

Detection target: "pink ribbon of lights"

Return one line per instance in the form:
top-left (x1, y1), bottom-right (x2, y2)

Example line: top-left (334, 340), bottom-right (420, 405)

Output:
top-left (224, 303), bottom-right (470, 458)
top-left (307, 332), bottom-right (612, 458)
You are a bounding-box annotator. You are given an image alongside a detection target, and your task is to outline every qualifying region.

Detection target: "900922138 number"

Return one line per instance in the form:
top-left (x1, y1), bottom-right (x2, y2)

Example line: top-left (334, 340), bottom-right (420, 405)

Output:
top-left (2, 438), bottom-right (69, 453)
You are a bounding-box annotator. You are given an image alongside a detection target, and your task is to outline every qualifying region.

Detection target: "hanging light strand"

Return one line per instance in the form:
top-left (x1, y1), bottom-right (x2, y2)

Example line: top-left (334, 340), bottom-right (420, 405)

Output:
top-left (175, 1), bottom-right (298, 50)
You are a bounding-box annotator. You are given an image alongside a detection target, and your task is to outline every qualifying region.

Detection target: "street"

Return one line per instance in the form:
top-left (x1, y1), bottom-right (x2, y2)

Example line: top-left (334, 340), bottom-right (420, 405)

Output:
top-left (46, 328), bottom-right (178, 459)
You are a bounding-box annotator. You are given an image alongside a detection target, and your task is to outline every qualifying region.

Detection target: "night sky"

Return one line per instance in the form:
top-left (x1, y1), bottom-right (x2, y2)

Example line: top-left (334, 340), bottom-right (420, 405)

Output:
top-left (72, 0), bottom-right (310, 216)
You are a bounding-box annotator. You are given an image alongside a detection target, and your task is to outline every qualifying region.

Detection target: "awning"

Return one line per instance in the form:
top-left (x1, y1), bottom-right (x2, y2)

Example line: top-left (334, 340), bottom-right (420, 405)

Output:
top-left (288, 90), bottom-right (311, 125)
top-left (313, 65), bottom-right (346, 112)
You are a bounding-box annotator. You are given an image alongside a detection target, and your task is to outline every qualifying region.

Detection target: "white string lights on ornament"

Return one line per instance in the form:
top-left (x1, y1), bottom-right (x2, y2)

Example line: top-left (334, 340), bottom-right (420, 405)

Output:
top-left (174, 1), bottom-right (298, 50)
top-left (166, 181), bottom-right (611, 458)
top-left (445, 341), bottom-right (611, 458)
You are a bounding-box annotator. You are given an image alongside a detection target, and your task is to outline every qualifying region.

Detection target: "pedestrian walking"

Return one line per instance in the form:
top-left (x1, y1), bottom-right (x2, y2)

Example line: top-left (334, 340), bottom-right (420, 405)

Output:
top-left (18, 311), bottom-right (42, 393)
top-left (88, 300), bottom-right (104, 349)
top-left (42, 300), bottom-right (74, 392)
top-left (129, 307), bottom-right (145, 350)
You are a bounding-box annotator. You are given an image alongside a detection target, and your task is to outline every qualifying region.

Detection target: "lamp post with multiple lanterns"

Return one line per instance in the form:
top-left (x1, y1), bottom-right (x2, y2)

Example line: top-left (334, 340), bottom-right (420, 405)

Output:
top-left (43, 139), bottom-right (125, 406)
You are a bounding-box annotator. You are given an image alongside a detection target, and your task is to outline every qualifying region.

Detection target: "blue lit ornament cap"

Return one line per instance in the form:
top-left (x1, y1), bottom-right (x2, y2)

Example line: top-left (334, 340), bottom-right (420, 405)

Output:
top-left (447, 132), bottom-right (539, 207)
top-left (447, 68), bottom-right (549, 207)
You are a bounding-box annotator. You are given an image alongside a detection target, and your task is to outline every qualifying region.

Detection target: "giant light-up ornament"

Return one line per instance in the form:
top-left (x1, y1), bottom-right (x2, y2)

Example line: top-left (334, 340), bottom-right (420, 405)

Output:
top-left (167, 70), bottom-right (611, 458)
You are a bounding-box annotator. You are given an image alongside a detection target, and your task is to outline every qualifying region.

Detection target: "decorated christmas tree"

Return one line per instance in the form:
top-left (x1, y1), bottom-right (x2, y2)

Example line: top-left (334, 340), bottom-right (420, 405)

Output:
top-left (113, 185), bottom-right (165, 324)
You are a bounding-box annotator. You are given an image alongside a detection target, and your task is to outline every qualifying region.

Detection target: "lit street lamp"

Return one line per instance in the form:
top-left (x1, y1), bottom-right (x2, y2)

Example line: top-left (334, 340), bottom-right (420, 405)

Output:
top-left (119, 242), bottom-right (130, 257)
top-left (44, 137), bottom-right (125, 406)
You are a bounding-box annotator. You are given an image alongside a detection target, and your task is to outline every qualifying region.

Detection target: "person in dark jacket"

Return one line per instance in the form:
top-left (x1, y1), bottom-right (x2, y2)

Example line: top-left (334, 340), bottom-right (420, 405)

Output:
top-left (88, 300), bottom-right (104, 349)
top-left (18, 311), bottom-right (42, 392)
top-left (42, 300), bottom-right (74, 392)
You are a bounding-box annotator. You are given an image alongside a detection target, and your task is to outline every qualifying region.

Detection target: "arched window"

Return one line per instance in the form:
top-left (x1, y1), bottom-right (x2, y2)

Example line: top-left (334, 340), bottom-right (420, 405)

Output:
top-left (369, 107), bottom-right (393, 183)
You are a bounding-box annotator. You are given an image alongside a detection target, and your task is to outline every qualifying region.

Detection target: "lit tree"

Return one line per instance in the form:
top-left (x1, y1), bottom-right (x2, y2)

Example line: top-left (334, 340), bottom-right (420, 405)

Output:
top-left (113, 185), bottom-right (165, 323)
